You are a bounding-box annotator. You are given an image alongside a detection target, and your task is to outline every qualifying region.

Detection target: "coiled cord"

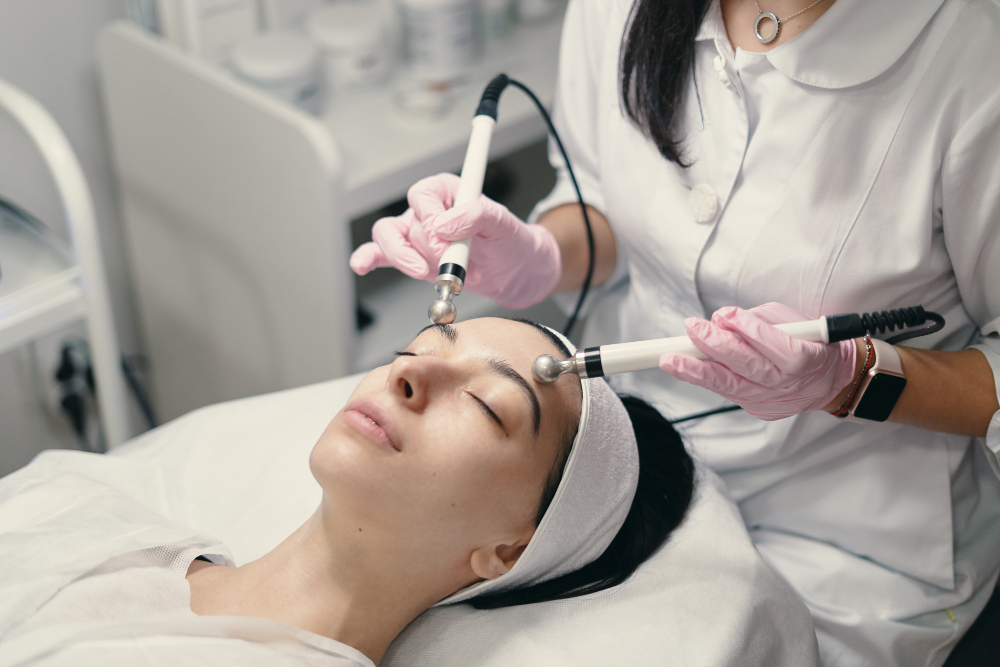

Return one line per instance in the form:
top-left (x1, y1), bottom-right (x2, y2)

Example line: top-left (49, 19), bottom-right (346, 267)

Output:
top-left (825, 305), bottom-right (945, 344)
top-left (860, 307), bottom-right (945, 344)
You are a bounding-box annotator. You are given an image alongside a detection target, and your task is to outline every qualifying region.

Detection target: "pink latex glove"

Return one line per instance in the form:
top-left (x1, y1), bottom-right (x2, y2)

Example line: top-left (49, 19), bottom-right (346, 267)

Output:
top-left (658, 303), bottom-right (858, 421)
top-left (349, 173), bottom-right (561, 310)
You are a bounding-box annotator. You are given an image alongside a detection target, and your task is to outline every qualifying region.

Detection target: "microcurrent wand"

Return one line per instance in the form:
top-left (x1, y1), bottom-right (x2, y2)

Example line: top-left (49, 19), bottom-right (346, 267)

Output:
top-left (428, 74), bottom-right (596, 331)
top-left (532, 307), bottom-right (945, 384)
top-left (428, 78), bottom-right (509, 324)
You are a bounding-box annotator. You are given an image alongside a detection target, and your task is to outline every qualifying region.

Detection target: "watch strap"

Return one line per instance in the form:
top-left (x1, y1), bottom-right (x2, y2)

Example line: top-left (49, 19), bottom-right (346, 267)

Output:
top-left (865, 338), bottom-right (903, 375)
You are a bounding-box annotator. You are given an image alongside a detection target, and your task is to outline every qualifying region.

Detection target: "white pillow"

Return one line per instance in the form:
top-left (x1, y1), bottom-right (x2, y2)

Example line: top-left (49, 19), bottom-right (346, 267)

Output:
top-left (27, 373), bottom-right (818, 666)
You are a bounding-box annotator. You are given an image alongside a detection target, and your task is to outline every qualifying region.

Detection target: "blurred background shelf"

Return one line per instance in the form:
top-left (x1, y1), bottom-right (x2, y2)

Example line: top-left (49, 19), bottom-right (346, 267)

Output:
top-left (333, 18), bottom-right (561, 218)
top-left (0, 202), bottom-right (84, 357)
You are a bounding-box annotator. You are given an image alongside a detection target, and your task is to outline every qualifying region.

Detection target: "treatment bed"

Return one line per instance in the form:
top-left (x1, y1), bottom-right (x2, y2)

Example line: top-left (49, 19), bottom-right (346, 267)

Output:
top-left (8, 372), bottom-right (821, 666)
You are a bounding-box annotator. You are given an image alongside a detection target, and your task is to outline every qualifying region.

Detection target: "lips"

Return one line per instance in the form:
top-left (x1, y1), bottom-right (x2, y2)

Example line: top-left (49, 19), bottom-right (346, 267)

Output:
top-left (343, 399), bottom-right (401, 452)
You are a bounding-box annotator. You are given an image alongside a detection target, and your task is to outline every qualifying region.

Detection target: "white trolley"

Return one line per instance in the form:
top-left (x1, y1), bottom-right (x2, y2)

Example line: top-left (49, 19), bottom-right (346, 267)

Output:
top-left (0, 78), bottom-right (130, 448)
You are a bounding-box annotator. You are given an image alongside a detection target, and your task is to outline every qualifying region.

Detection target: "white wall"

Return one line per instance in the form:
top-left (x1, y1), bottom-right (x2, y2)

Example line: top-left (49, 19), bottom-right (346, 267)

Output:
top-left (0, 0), bottom-right (138, 475)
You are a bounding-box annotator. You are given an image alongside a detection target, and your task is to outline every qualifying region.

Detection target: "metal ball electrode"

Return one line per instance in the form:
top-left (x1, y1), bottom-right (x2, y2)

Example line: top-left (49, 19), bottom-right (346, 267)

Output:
top-left (429, 279), bottom-right (460, 324)
top-left (532, 354), bottom-right (577, 384)
top-left (428, 297), bottom-right (457, 324)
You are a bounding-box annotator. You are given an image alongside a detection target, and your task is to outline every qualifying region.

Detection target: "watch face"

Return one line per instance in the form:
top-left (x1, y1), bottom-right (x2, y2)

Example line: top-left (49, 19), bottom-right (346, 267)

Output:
top-left (854, 374), bottom-right (908, 422)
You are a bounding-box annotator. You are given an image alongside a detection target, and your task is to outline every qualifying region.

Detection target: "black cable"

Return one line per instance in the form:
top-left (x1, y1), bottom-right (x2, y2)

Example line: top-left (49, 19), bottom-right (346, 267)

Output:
top-left (121, 356), bottom-right (159, 429)
top-left (494, 77), bottom-right (595, 339)
top-left (878, 309), bottom-right (944, 344)
top-left (825, 305), bottom-right (944, 344)
top-left (669, 404), bottom-right (743, 425)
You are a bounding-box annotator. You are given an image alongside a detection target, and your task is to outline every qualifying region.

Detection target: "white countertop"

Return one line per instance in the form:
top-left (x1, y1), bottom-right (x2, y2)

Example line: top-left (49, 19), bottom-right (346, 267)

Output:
top-left (326, 17), bottom-right (563, 218)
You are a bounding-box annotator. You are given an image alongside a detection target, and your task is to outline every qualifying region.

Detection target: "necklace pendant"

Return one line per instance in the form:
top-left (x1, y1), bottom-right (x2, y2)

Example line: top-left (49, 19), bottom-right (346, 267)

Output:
top-left (754, 11), bottom-right (779, 44)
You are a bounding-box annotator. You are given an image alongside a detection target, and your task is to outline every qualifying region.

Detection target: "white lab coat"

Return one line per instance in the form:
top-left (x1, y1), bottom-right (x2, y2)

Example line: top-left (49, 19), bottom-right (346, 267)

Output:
top-left (0, 470), bottom-right (372, 667)
top-left (531, 0), bottom-right (1000, 665)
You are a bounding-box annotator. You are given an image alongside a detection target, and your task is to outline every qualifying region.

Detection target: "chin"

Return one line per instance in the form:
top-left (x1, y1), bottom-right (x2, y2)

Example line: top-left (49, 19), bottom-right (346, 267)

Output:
top-left (308, 420), bottom-right (397, 512)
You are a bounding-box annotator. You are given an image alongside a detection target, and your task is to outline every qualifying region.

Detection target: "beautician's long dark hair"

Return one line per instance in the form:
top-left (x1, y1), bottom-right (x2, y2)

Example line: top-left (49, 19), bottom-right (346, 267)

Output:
top-left (620, 0), bottom-right (711, 165)
top-left (472, 393), bottom-right (696, 609)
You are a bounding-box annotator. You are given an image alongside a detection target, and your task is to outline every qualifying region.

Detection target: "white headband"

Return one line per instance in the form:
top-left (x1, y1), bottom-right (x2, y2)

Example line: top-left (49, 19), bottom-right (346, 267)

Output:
top-left (435, 327), bottom-right (640, 605)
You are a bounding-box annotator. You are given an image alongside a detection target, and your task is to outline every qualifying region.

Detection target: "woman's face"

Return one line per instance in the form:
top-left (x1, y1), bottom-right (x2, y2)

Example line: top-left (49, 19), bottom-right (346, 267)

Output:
top-left (310, 318), bottom-right (581, 581)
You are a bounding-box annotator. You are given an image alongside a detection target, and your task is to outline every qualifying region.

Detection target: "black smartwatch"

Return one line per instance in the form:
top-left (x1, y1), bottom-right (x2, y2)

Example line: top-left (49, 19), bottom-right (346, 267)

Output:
top-left (847, 338), bottom-right (907, 422)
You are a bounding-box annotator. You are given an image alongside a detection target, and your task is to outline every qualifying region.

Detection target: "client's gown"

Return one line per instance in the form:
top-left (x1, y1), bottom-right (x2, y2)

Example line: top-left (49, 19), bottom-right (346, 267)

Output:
top-left (0, 467), bottom-right (371, 667)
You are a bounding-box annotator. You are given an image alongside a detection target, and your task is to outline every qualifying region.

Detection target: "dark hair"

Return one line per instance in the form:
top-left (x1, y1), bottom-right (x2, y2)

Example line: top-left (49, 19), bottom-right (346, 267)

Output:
top-left (620, 0), bottom-right (711, 166)
top-left (472, 394), bottom-right (696, 609)
top-left (514, 318), bottom-right (573, 358)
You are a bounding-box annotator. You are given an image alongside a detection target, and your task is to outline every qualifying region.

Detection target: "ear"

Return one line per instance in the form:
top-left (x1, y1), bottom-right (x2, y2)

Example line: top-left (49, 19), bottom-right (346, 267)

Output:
top-left (469, 528), bottom-right (535, 580)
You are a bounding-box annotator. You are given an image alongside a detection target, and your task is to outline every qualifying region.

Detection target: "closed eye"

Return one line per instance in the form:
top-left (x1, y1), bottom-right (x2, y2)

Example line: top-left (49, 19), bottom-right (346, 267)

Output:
top-left (394, 351), bottom-right (505, 432)
top-left (469, 393), bottom-right (505, 432)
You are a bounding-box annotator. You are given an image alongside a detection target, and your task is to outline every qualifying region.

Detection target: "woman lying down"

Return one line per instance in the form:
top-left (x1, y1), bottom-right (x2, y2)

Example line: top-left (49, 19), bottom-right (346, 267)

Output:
top-left (0, 318), bottom-right (695, 666)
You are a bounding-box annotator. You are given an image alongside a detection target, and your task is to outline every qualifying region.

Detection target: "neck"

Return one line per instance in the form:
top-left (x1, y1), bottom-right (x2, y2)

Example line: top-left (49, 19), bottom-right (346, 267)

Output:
top-left (188, 500), bottom-right (467, 664)
top-left (723, 0), bottom-right (836, 52)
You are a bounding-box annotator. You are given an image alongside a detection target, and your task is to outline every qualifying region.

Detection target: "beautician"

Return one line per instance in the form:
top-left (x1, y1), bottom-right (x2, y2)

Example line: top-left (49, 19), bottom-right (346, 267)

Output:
top-left (350, 0), bottom-right (1000, 664)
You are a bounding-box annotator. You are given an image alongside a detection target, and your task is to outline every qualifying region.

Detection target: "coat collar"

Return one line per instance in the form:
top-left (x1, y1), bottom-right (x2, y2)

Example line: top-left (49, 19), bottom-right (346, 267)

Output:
top-left (697, 0), bottom-right (949, 89)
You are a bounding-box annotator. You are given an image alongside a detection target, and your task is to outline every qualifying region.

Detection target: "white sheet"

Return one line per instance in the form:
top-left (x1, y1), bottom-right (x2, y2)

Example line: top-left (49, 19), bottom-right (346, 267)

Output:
top-left (0, 472), bottom-right (371, 667)
top-left (18, 373), bottom-right (820, 666)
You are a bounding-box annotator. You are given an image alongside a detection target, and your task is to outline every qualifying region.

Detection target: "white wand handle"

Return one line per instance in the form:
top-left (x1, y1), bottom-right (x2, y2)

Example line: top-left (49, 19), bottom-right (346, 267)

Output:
top-left (596, 318), bottom-right (830, 376)
top-left (437, 115), bottom-right (496, 274)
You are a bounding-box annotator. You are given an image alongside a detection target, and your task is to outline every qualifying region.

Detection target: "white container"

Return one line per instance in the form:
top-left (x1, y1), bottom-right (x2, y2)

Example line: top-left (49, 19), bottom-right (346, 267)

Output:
top-left (307, 2), bottom-right (392, 91)
top-left (257, 0), bottom-right (323, 31)
top-left (156, 0), bottom-right (259, 64)
top-left (517, 0), bottom-right (559, 23)
top-left (397, 0), bottom-right (479, 83)
top-left (231, 32), bottom-right (321, 111)
top-left (392, 79), bottom-right (453, 118)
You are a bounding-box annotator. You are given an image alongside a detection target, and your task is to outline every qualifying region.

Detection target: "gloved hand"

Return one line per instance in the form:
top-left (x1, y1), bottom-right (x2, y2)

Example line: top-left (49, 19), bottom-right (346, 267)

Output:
top-left (658, 303), bottom-right (859, 420)
top-left (349, 173), bottom-right (561, 310)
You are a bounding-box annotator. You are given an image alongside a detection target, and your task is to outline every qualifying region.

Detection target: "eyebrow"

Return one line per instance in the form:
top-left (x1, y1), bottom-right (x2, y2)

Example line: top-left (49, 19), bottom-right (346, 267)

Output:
top-left (418, 322), bottom-right (458, 344)
top-left (486, 357), bottom-right (542, 436)
top-left (418, 323), bottom-right (542, 435)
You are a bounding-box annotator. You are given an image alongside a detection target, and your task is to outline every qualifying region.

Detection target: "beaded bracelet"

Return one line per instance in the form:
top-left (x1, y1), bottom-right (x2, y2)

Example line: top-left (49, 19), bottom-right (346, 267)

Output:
top-left (832, 335), bottom-right (875, 418)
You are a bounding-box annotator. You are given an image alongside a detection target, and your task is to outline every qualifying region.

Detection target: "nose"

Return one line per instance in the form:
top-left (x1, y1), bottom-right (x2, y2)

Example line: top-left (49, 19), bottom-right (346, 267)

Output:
top-left (387, 354), bottom-right (450, 413)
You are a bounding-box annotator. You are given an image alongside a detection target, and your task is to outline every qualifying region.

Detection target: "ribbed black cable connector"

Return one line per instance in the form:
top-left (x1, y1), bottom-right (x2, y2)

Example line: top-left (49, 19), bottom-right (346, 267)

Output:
top-left (475, 74), bottom-right (510, 120)
top-left (862, 306), bottom-right (928, 336)
top-left (825, 306), bottom-right (945, 344)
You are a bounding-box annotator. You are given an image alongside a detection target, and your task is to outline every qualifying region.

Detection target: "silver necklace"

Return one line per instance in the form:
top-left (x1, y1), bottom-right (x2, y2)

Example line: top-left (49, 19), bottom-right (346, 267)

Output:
top-left (753, 0), bottom-right (826, 44)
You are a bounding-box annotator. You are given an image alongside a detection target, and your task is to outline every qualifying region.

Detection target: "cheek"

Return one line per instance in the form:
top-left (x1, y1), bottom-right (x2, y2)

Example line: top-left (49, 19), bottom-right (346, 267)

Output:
top-left (347, 366), bottom-right (390, 399)
top-left (412, 412), bottom-right (544, 537)
top-left (307, 395), bottom-right (547, 543)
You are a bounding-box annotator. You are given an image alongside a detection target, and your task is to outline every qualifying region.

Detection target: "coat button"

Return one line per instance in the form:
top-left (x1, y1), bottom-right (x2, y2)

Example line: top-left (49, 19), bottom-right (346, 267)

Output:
top-left (713, 55), bottom-right (734, 90)
top-left (690, 183), bottom-right (718, 223)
